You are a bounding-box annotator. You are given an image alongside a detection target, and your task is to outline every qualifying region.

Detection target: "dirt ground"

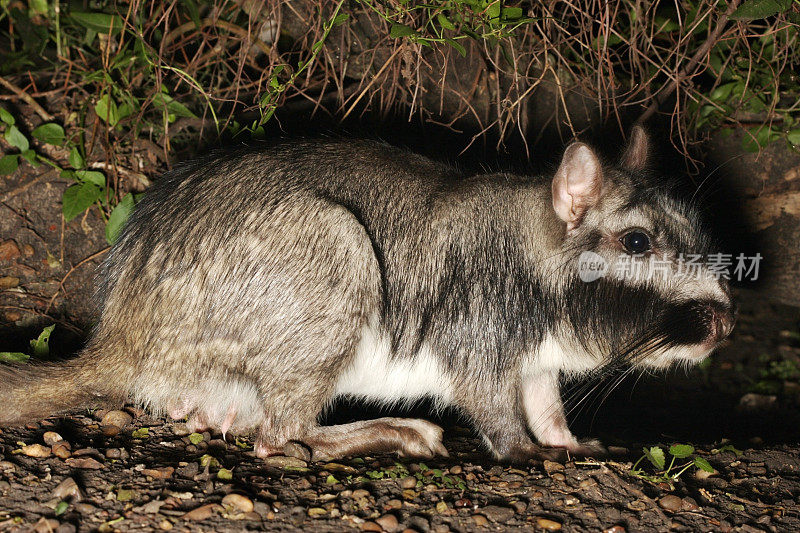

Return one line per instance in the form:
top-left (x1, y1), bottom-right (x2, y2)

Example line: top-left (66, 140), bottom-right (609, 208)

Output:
top-left (2, 123), bottom-right (800, 532)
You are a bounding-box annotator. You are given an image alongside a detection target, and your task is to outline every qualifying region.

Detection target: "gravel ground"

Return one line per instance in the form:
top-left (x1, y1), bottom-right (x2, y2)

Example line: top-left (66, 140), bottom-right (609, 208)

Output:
top-left (1, 404), bottom-right (799, 533)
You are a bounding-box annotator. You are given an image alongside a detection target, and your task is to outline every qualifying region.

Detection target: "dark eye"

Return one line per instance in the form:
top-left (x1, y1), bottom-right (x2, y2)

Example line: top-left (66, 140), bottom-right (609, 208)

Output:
top-left (621, 230), bottom-right (651, 254)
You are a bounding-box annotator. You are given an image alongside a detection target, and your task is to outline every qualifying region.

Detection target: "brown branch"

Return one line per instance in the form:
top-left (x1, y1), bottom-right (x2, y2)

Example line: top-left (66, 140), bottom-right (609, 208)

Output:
top-left (0, 77), bottom-right (55, 122)
top-left (639, 0), bottom-right (742, 122)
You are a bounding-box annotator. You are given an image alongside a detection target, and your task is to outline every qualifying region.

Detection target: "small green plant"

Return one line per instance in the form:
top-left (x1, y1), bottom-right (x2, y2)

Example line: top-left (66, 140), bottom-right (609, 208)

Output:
top-left (751, 354), bottom-right (800, 394)
top-left (629, 444), bottom-right (714, 488)
top-left (0, 107), bottom-right (136, 244)
top-left (0, 324), bottom-right (55, 363)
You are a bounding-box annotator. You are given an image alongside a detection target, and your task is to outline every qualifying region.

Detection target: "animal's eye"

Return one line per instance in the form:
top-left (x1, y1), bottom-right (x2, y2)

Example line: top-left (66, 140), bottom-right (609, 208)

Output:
top-left (621, 230), bottom-right (651, 254)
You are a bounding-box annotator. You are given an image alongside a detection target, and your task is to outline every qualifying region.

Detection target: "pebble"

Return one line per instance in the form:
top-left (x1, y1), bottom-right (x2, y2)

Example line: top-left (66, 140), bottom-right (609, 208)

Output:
top-left (449, 465), bottom-right (463, 474)
top-left (142, 466), bottom-right (174, 478)
top-left (21, 443), bottom-right (51, 457)
top-left (694, 468), bottom-right (716, 480)
top-left (43, 431), bottom-right (63, 446)
top-left (52, 441), bottom-right (72, 459)
top-left (0, 461), bottom-right (15, 472)
top-left (160, 519), bottom-right (173, 530)
top-left (361, 522), bottom-right (382, 532)
top-left (352, 489), bottom-right (371, 500)
top-left (172, 423), bottom-right (191, 436)
top-left (0, 240), bottom-right (21, 261)
top-left (101, 410), bottom-right (133, 429)
top-left (399, 476), bottom-right (417, 489)
top-left (472, 515), bottom-right (489, 526)
top-left (737, 393), bottom-right (777, 412)
top-left (603, 526), bottom-right (626, 533)
top-left (536, 517), bottom-right (563, 531)
top-left (56, 523), bottom-right (76, 533)
top-left (262, 456), bottom-right (307, 469)
top-left (52, 477), bottom-right (82, 501)
top-left (105, 448), bottom-right (122, 459)
top-left (182, 503), bottom-right (220, 520)
top-left (375, 514), bottom-right (399, 532)
top-left (511, 500), bottom-right (527, 513)
top-left (222, 493), bottom-right (254, 513)
top-left (536, 467), bottom-right (556, 482)
top-left (682, 497), bottom-right (700, 511)
top-left (384, 499), bottom-right (402, 510)
top-left (74, 503), bottom-right (96, 514)
top-left (307, 507), bottom-right (327, 517)
top-left (480, 505), bottom-right (514, 523)
top-left (138, 500), bottom-right (165, 514)
top-left (33, 518), bottom-right (60, 533)
top-left (65, 457), bottom-right (103, 469)
top-left (658, 495), bottom-right (683, 512)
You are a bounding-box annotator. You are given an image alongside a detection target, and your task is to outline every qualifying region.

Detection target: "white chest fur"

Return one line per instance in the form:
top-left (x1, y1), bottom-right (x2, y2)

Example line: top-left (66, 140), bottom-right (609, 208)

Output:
top-left (333, 317), bottom-right (454, 405)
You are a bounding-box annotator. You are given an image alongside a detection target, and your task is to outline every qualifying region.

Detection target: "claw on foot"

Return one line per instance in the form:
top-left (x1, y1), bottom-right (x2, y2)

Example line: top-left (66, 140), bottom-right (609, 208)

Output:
top-left (220, 404), bottom-right (237, 440)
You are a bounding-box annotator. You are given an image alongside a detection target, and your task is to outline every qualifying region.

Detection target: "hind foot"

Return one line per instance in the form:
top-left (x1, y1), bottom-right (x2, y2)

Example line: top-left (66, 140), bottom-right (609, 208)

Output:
top-left (300, 417), bottom-right (449, 462)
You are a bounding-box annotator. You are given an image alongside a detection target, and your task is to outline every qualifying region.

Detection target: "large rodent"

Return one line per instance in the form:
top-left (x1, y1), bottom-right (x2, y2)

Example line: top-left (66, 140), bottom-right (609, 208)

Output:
top-left (0, 127), bottom-right (734, 462)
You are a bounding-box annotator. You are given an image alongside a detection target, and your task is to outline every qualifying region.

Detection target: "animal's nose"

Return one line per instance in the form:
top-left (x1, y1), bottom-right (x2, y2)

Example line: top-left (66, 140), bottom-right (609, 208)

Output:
top-left (707, 300), bottom-right (736, 343)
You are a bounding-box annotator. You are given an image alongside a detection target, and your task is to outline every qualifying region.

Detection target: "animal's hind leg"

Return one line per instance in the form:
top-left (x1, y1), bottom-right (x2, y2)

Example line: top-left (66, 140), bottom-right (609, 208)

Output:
top-left (293, 418), bottom-right (449, 461)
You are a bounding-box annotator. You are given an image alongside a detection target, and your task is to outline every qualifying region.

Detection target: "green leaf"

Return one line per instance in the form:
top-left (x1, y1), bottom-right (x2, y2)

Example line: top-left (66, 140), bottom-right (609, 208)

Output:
top-left (71, 11), bottom-right (124, 34)
top-left (29, 0), bottom-right (48, 15)
top-left (217, 468), bottom-right (233, 480)
top-left (69, 146), bottom-right (85, 169)
top-left (487, 1), bottom-right (501, 20)
top-left (54, 501), bottom-right (69, 516)
top-left (694, 456), bottom-right (714, 473)
top-left (75, 170), bottom-right (106, 187)
top-left (668, 444), bottom-right (695, 458)
top-left (188, 432), bottom-right (204, 445)
top-left (446, 38), bottom-right (467, 57)
top-left (643, 446), bottom-right (665, 470)
top-left (32, 123), bottom-right (65, 146)
top-left (390, 23), bottom-right (416, 38)
top-left (106, 194), bottom-right (135, 244)
top-left (153, 93), bottom-right (197, 119)
top-left (21, 149), bottom-right (37, 165)
top-left (437, 13), bottom-right (456, 30)
top-left (132, 427), bottom-right (149, 438)
top-left (0, 154), bottom-right (19, 175)
top-left (731, 0), bottom-right (793, 20)
top-left (710, 82), bottom-right (737, 102)
top-left (199, 454), bottom-right (219, 467)
top-left (787, 129), bottom-right (800, 146)
top-left (30, 324), bottom-right (54, 357)
top-left (62, 182), bottom-right (104, 221)
top-left (716, 444), bottom-right (743, 456)
top-left (502, 6), bottom-right (524, 20)
top-left (332, 13), bottom-right (349, 26)
top-left (0, 352), bottom-right (30, 363)
top-left (0, 107), bottom-right (15, 125)
top-left (94, 94), bottom-right (119, 126)
top-left (4, 125), bottom-right (29, 151)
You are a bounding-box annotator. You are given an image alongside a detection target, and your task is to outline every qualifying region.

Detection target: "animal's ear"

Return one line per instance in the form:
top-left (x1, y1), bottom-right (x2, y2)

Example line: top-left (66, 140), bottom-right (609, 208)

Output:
top-left (620, 125), bottom-right (649, 170)
top-left (551, 142), bottom-right (603, 231)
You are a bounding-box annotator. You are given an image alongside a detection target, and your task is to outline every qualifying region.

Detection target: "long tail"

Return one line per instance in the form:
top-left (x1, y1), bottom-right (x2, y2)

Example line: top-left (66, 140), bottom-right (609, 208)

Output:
top-left (0, 348), bottom-right (126, 426)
